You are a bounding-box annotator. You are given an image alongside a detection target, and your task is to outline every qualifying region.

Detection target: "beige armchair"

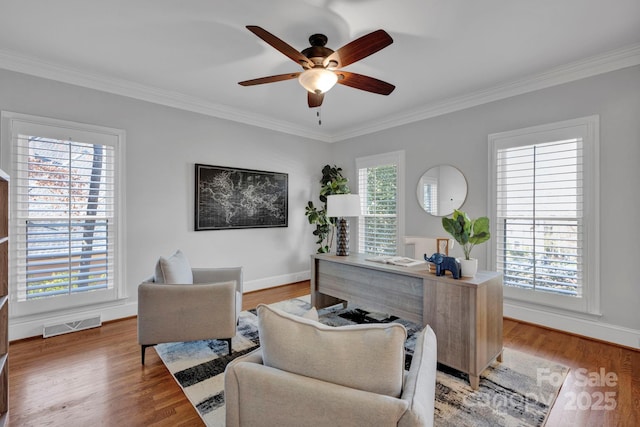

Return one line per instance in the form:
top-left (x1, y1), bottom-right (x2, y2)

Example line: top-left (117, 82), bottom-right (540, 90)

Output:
top-left (224, 304), bottom-right (437, 427)
top-left (137, 250), bottom-right (242, 364)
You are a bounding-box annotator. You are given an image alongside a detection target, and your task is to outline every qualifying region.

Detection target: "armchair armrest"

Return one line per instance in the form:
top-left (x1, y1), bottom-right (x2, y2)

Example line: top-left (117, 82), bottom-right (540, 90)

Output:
top-left (398, 325), bottom-right (437, 427)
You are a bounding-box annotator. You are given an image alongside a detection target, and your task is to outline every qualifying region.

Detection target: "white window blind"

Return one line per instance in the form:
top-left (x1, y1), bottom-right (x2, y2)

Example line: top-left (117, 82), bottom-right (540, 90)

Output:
top-left (15, 136), bottom-right (115, 301)
top-left (496, 139), bottom-right (583, 296)
top-left (358, 164), bottom-right (397, 255)
top-left (2, 112), bottom-right (125, 316)
top-left (489, 115), bottom-right (599, 315)
top-left (356, 151), bottom-right (405, 256)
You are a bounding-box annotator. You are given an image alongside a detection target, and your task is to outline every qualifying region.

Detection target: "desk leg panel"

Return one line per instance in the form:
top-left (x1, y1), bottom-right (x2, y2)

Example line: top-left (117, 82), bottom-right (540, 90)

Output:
top-left (424, 278), bottom-right (471, 373)
top-left (311, 256), bottom-right (346, 309)
top-left (315, 260), bottom-right (423, 325)
top-left (477, 276), bottom-right (504, 372)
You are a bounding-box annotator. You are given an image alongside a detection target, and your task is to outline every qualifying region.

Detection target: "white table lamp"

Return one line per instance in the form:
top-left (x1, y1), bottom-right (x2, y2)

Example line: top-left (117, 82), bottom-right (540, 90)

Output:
top-left (326, 194), bottom-right (360, 256)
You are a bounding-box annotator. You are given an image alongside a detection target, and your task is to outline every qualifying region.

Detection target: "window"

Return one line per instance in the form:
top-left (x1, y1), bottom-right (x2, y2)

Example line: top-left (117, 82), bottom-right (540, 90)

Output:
top-left (489, 116), bottom-right (599, 314)
top-left (356, 151), bottom-right (405, 256)
top-left (2, 112), bottom-right (125, 316)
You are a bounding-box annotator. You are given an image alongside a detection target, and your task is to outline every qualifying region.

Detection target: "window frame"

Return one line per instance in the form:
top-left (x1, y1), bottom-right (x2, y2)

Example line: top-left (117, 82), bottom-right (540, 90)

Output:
top-left (355, 151), bottom-right (405, 256)
top-left (1, 111), bottom-right (126, 317)
top-left (488, 116), bottom-right (600, 315)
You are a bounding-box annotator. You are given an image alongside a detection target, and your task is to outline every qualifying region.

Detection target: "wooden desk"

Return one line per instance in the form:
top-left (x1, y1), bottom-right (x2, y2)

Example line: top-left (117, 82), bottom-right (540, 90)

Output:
top-left (310, 253), bottom-right (503, 389)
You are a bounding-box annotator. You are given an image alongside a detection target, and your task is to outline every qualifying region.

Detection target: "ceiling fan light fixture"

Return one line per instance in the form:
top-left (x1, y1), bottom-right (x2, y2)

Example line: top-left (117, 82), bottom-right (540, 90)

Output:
top-left (298, 68), bottom-right (338, 94)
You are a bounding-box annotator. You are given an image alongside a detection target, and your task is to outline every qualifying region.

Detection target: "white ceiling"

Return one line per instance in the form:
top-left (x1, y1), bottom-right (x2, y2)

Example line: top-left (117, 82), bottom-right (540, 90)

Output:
top-left (1, 0), bottom-right (639, 142)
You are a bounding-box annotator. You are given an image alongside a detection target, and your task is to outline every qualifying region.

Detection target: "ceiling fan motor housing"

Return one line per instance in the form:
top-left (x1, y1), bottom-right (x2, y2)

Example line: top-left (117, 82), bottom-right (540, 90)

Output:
top-left (301, 34), bottom-right (334, 68)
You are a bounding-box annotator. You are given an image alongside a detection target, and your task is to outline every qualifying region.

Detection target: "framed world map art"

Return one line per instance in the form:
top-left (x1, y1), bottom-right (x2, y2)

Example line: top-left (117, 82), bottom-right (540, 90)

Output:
top-left (195, 164), bottom-right (288, 230)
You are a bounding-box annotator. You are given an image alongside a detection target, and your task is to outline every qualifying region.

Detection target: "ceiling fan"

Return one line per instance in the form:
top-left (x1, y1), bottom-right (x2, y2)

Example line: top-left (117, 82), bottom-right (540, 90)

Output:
top-left (238, 25), bottom-right (395, 108)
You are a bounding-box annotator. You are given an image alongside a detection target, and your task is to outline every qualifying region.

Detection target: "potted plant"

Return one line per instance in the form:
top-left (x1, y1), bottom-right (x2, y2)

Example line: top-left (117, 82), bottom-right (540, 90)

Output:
top-left (441, 209), bottom-right (490, 277)
top-left (305, 165), bottom-right (351, 253)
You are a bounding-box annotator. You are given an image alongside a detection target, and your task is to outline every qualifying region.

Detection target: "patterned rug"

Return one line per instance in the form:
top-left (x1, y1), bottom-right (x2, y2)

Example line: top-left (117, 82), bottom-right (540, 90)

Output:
top-left (156, 297), bottom-right (569, 426)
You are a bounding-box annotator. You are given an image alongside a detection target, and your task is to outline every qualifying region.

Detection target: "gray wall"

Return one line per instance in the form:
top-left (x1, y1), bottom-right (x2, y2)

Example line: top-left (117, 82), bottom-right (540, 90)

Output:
top-left (0, 68), bottom-right (330, 339)
top-left (332, 65), bottom-right (640, 347)
top-left (1, 64), bottom-right (638, 347)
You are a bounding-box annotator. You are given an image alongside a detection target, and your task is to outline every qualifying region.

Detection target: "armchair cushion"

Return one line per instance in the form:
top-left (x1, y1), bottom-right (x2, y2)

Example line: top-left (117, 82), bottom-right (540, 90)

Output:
top-left (154, 249), bottom-right (193, 284)
top-left (257, 304), bottom-right (406, 398)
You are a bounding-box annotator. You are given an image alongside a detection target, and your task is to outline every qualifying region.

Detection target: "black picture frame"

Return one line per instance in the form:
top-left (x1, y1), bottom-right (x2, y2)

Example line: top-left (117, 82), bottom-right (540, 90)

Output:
top-left (195, 164), bottom-right (288, 231)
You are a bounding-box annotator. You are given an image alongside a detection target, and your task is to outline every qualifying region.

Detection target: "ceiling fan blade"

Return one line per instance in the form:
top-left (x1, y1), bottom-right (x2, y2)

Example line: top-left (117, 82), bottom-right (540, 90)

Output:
top-left (246, 26), bottom-right (315, 68)
top-left (308, 92), bottom-right (324, 108)
top-left (336, 71), bottom-right (395, 95)
top-left (238, 72), bottom-right (300, 86)
top-left (323, 29), bottom-right (393, 69)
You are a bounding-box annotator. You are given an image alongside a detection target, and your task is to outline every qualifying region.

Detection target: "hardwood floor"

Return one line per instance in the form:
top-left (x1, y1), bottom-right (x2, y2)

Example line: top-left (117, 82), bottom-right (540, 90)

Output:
top-left (503, 318), bottom-right (640, 426)
top-left (8, 281), bottom-right (639, 426)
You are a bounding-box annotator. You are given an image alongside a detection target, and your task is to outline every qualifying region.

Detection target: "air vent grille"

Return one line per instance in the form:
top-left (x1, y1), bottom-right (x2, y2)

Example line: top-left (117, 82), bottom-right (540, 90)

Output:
top-left (43, 316), bottom-right (102, 338)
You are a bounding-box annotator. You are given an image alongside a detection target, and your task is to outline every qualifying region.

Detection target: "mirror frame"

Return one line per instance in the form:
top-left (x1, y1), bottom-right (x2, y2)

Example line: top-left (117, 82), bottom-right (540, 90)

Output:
top-left (416, 165), bottom-right (467, 217)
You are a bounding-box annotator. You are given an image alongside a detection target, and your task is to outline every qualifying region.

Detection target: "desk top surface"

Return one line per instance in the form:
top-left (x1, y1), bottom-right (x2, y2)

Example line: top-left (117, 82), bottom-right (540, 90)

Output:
top-left (312, 252), bottom-right (502, 287)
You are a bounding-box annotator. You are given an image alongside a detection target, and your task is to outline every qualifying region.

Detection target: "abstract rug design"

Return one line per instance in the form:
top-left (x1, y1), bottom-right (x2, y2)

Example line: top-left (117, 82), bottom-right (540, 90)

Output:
top-left (156, 297), bottom-right (569, 427)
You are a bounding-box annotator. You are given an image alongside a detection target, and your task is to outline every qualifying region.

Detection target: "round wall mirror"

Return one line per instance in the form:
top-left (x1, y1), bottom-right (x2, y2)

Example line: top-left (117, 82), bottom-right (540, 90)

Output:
top-left (416, 165), bottom-right (467, 217)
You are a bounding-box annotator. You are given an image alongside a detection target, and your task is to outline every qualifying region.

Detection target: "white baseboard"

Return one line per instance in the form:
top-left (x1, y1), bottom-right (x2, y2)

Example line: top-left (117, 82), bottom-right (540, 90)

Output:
top-left (243, 270), bottom-right (310, 293)
top-left (504, 301), bottom-right (640, 349)
top-left (10, 300), bottom-right (138, 341)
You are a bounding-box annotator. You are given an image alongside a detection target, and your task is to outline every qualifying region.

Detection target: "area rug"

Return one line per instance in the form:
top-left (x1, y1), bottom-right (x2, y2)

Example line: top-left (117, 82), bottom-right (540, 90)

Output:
top-left (156, 297), bottom-right (569, 427)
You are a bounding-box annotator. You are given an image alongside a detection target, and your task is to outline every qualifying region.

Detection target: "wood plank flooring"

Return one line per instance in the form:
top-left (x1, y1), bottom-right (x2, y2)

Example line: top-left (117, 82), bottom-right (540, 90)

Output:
top-left (8, 281), bottom-right (639, 426)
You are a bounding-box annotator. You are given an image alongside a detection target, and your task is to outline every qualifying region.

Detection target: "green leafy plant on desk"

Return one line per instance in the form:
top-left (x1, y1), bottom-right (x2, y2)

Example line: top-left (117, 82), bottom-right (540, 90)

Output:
top-left (441, 209), bottom-right (490, 277)
top-left (442, 209), bottom-right (491, 260)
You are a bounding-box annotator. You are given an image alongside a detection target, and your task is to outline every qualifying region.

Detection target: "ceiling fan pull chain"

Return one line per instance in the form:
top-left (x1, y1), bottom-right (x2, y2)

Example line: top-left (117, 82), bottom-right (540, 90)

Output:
top-left (317, 108), bottom-right (322, 126)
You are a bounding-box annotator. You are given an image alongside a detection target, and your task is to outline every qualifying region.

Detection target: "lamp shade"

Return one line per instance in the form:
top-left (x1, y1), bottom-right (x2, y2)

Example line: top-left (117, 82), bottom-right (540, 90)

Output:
top-left (326, 194), bottom-right (360, 218)
top-left (298, 68), bottom-right (338, 94)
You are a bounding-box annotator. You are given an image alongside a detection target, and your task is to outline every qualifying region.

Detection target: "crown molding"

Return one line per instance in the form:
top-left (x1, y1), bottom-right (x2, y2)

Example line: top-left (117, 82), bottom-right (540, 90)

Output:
top-left (330, 43), bottom-right (640, 142)
top-left (1, 43), bottom-right (639, 144)
top-left (0, 49), bottom-right (333, 143)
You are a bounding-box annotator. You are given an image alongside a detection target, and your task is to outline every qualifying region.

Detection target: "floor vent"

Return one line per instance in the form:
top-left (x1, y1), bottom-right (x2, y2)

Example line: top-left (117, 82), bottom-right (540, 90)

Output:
top-left (43, 316), bottom-right (102, 338)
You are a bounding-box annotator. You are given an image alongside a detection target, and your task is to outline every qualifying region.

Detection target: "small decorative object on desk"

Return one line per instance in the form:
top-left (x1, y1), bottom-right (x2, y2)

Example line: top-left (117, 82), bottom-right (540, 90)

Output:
top-left (436, 238), bottom-right (450, 255)
top-left (424, 253), bottom-right (461, 279)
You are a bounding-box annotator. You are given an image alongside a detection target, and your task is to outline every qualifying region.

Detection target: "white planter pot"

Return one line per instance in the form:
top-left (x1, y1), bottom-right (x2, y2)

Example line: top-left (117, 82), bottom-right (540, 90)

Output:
top-left (459, 258), bottom-right (478, 277)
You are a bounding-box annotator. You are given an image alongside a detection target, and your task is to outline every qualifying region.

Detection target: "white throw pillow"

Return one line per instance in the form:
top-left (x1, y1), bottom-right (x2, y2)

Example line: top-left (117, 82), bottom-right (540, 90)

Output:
top-left (257, 304), bottom-right (406, 397)
top-left (155, 249), bottom-right (193, 284)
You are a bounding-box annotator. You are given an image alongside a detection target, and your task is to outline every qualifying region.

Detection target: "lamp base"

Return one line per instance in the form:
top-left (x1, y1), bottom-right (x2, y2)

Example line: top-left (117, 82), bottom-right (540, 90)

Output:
top-left (335, 218), bottom-right (350, 256)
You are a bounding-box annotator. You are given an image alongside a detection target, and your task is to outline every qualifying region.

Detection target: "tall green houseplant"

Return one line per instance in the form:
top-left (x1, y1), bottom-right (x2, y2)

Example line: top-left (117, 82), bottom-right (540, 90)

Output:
top-left (441, 209), bottom-right (491, 260)
top-left (305, 165), bottom-right (350, 253)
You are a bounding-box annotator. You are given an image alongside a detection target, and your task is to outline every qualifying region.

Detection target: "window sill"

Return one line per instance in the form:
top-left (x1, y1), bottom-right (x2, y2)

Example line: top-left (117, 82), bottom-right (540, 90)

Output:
top-left (10, 292), bottom-right (129, 320)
